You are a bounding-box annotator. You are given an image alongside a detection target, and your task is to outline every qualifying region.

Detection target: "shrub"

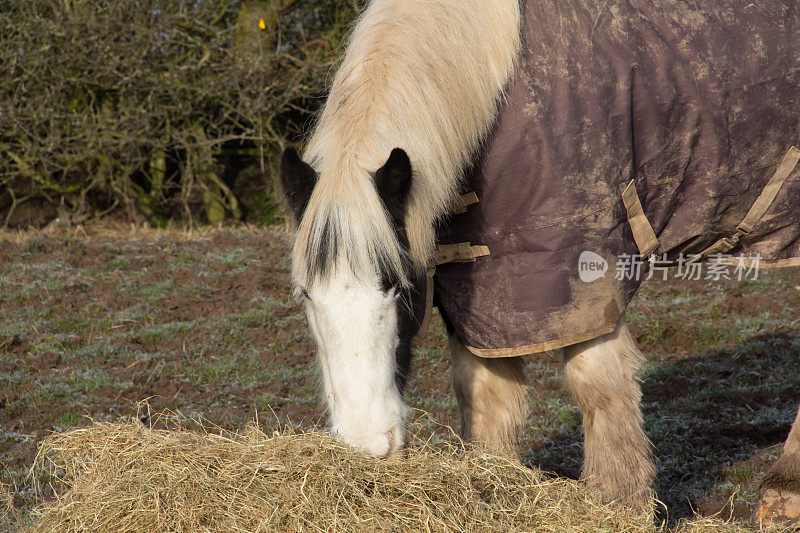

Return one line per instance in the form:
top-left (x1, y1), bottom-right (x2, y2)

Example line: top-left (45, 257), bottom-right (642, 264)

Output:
top-left (0, 0), bottom-right (359, 227)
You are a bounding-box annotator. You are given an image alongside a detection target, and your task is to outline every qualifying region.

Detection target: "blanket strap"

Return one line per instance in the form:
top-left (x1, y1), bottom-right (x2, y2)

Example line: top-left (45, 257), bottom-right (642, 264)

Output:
top-left (413, 192), bottom-right (483, 345)
top-left (699, 146), bottom-right (800, 256)
top-left (434, 242), bottom-right (490, 265)
top-left (411, 267), bottom-right (436, 347)
top-left (622, 179), bottom-right (659, 256)
top-left (449, 191), bottom-right (479, 214)
top-left (433, 192), bottom-right (488, 265)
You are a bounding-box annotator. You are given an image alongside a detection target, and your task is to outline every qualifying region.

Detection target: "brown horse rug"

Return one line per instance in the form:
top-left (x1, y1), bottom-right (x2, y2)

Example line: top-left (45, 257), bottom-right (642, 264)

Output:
top-left (433, 0), bottom-right (800, 357)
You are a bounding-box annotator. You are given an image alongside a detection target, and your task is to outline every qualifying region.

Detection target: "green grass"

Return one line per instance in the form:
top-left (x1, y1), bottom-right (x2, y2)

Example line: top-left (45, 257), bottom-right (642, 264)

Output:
top-left (179, 282), bottom-right (216, 299)
top-left (135, 320), bottom-right (197, 343)
top-left (104, 255), bottom-right (132, 271)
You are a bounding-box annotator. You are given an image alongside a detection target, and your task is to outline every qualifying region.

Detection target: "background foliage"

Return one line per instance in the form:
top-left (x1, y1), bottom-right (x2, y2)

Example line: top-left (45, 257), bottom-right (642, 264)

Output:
top-left (0, 0), bottom-right (359, 228)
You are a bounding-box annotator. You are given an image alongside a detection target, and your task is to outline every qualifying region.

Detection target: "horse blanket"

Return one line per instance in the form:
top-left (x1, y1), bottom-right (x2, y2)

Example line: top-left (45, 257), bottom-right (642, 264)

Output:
top-left (433, 0), bottom-right (800, 357)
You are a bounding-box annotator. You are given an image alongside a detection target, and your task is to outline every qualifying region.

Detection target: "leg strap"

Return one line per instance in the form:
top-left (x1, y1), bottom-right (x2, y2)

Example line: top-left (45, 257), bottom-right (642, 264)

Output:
top-left (700, 146), bottom-right (800, 256)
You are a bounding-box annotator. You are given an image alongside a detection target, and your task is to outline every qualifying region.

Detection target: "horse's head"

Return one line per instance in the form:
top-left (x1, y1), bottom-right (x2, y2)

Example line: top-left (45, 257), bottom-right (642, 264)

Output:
top-left (279, 147), bottom-right (428, 456)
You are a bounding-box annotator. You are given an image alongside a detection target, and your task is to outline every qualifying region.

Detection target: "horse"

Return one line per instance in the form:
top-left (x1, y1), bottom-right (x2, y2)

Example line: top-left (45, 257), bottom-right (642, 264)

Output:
top-left (278, 0), bottom-right (800, 520)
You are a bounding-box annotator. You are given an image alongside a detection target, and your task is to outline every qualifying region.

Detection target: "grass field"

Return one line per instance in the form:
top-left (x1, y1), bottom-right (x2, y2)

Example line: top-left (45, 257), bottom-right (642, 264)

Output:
top-left (1, 225), bottom-right (799, 529)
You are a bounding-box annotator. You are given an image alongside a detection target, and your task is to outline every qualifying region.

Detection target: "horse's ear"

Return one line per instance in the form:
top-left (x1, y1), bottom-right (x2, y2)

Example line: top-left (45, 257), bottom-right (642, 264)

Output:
top-left (279, 147), bottom-right (317, 223)
top-left (375, 148), bottom-right (412, 228)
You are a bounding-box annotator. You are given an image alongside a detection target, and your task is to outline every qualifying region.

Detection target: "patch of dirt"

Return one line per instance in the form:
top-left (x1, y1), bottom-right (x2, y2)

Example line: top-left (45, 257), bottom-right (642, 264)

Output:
top-left (724, 292), bottom-right (789, 316)
top-left (0, 334), bottom-right (30, 357)
top-left (33, 352), bottom-right (61, 373)
top-left (693, 445), bottom-right (783, 521)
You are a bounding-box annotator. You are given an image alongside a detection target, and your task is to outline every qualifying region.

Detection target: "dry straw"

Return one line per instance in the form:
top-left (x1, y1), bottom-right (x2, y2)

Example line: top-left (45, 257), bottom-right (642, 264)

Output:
top-left (19, 413), bottom-right (780, 532)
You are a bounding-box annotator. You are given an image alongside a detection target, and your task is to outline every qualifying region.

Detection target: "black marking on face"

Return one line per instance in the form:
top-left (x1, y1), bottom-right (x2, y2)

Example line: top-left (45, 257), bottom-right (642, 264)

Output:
top-left (385, 264), bottom-right (427, 391)
top-left (371, 148), bottom-right (423, 390)
top-left (305, 218), bottom-right (337, 280)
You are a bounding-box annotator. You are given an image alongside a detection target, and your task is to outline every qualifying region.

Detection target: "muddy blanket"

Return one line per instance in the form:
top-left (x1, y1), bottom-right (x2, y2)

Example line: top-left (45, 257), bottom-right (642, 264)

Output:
top-left (434, 0), bottom-right (800, 357)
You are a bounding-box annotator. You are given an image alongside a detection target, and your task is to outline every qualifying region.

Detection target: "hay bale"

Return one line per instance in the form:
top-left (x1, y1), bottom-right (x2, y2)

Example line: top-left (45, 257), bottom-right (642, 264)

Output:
top-left (23, 418), bottom-right (768, 532)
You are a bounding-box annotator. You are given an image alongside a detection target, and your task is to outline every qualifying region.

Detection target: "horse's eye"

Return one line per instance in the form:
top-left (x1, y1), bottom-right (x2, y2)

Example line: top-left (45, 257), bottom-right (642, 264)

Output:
top-left (294, 286), bottom-right (311, 302)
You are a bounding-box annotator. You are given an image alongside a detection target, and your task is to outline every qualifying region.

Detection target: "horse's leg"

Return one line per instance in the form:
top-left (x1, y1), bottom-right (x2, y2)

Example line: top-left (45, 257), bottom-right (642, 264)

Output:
top-left (449, 335), bottom-right (527, 453)
top-left (756, 405), bottom-right (800, 523)
top-left (562, 320), bottom-right (654, 507)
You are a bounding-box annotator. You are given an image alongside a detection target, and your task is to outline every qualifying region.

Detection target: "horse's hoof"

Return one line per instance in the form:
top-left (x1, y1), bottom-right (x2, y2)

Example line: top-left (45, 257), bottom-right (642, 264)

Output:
top-left (755, 488), bottom-right (800, 525)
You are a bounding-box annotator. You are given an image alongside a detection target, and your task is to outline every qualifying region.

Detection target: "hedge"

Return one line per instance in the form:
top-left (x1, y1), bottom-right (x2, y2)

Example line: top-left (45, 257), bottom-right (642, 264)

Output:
top-left (0, 0), bottom-right (359, 227)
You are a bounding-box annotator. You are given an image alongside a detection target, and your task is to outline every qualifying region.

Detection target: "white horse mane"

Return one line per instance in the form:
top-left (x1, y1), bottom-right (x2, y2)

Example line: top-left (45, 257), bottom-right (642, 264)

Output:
top-left (293, 0), bottom-right (520, 286)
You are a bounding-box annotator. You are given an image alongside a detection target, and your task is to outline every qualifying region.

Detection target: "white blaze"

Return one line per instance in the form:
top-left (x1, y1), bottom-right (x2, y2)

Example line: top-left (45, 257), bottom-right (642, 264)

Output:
top-left (303, 267), bottom-right (409, 457)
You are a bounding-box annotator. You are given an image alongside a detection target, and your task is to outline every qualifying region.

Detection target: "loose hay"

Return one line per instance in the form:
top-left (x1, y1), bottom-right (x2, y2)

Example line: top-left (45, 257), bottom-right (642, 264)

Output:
top-left (22, 418), bottom-right (775, 532)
